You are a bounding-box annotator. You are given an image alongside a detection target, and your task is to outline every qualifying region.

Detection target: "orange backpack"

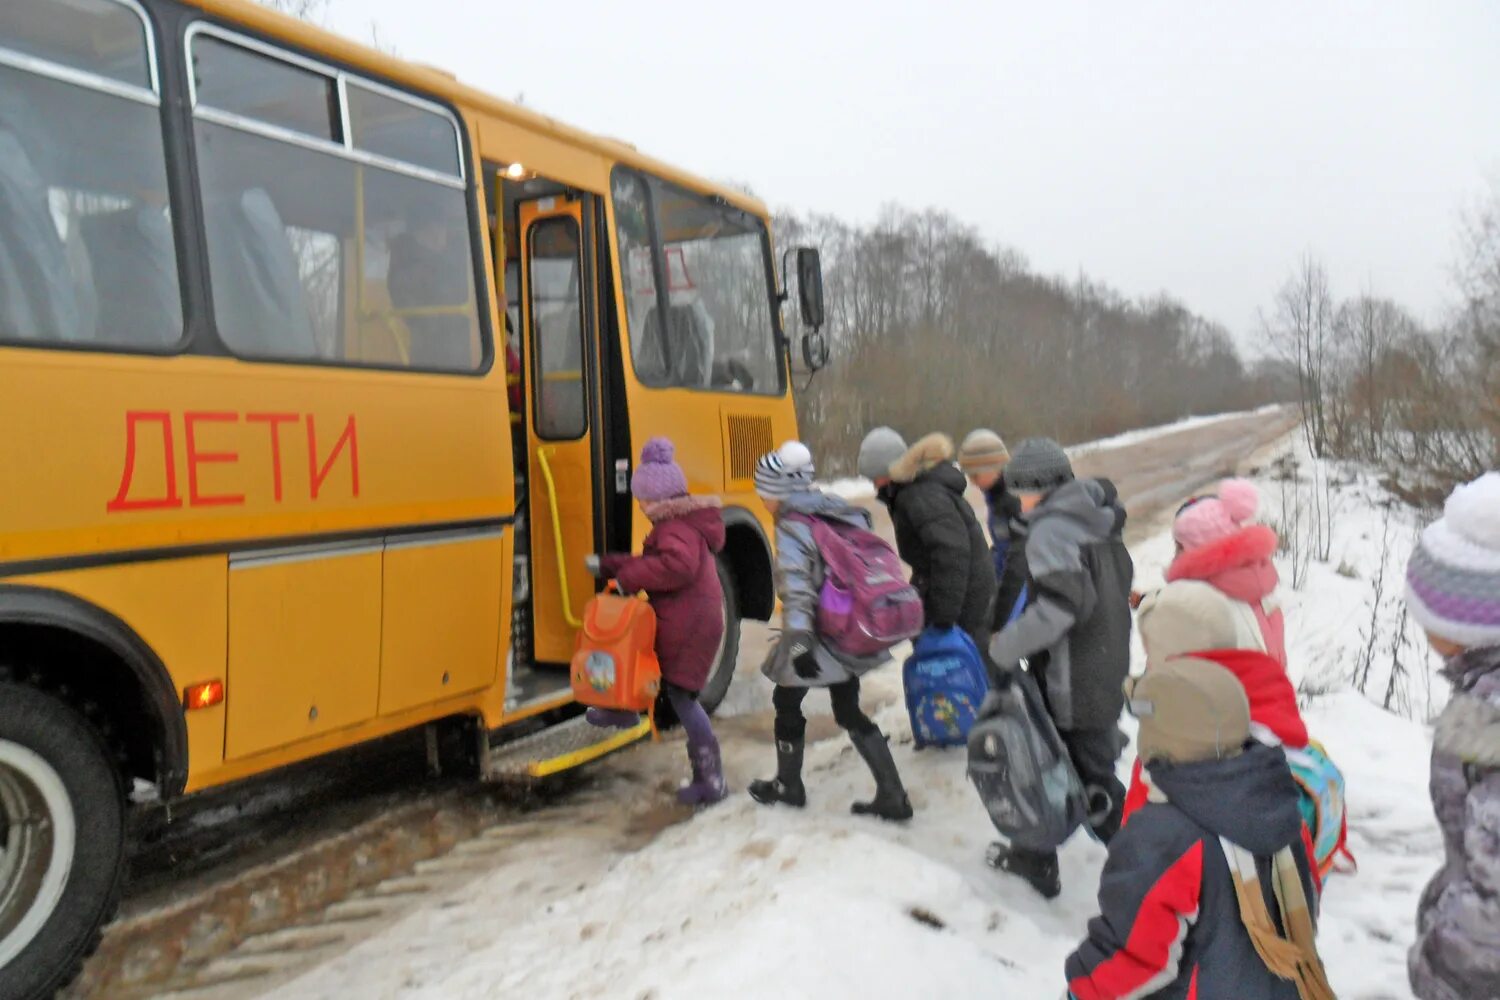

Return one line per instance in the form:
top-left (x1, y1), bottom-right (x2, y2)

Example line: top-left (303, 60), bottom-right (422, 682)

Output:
top-left (570, 584), bottom-right (662, 713)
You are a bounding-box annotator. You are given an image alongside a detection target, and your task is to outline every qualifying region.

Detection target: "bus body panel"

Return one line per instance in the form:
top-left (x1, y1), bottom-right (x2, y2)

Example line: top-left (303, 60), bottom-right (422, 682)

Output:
top-left (0, 0), bottom-right (794, 804)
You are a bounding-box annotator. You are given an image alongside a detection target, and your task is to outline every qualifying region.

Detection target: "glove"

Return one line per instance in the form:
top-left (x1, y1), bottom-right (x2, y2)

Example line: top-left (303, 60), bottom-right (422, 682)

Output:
top-left (773, 628), bottom-right (819, 681)
top-left (584, 555), bottom-right (603, 578)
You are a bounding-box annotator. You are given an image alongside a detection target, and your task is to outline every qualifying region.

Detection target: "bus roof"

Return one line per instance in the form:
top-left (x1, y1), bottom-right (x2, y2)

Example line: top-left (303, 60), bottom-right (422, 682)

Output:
top-left (185, 0), bottom-right (771, 219)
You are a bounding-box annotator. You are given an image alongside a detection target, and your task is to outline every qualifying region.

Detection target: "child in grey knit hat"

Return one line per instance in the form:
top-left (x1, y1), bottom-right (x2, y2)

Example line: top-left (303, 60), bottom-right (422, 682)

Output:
top-left (1402, 471), bottom-right (1500, 1000)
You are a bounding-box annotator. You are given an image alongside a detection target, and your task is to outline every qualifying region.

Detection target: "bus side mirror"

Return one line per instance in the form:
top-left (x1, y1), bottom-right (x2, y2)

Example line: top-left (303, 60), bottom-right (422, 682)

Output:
top-left (796, 248), bottom-right (825, 331)
top-left (802, 331), bottom-right (830, 372)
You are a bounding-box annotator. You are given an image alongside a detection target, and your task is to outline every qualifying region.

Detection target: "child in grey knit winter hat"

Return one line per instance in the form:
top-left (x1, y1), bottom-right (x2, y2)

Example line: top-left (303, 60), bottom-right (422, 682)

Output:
top-left (1401, 471), bottom-right (1500, 1000)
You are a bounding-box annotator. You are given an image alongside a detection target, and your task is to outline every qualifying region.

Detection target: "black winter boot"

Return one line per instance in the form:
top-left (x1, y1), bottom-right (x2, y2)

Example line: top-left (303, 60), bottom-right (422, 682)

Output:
top-left (986, 842), bottom-right (1061, 900)
top-left (749, 738), bottom-right (806, 807)
top-left (849, 729), bottom-right (913, 821)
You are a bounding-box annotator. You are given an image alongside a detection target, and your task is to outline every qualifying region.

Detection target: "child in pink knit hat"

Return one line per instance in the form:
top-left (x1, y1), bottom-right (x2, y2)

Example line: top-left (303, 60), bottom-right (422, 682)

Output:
top-left (1163, 478), bottom-right (1286, 668)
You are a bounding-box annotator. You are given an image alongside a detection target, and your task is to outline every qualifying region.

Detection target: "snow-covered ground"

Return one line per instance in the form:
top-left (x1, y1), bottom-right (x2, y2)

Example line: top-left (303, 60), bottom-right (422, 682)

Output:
top-left (274, 432), bottom-right (1444, 1000)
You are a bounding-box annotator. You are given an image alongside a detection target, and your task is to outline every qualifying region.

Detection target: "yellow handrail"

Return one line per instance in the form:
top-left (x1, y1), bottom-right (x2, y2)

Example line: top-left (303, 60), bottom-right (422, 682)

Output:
top-left (535, 445), bottom-right (583, 628)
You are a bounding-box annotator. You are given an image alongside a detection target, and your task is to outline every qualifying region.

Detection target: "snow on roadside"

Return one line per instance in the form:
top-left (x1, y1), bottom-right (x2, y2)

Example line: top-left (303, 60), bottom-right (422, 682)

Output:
top-left (276, 427), bottom-right (1443, 1000)
top-left (822, 405), bottom-right (1286, 500)
top-left (1065, 403), bottom-right (1285, 457)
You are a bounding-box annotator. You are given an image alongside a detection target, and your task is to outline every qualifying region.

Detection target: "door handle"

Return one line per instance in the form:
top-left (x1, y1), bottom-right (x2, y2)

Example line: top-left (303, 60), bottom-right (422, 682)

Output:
top-left (615, 459), bottom-right (630, 494)
top-left (536, 446), bottom-right (583, 629)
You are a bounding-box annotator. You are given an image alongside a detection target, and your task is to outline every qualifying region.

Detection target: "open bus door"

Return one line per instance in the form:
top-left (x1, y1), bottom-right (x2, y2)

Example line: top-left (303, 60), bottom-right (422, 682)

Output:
top-left (518, 197), bottom-right (599, 666)
top-left (477, 190), bottom-right (650, 780)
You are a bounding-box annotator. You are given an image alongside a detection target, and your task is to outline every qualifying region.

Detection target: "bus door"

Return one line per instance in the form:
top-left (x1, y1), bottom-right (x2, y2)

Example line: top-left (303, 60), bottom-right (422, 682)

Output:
top-left (519, 196), bottom-right (600, 664)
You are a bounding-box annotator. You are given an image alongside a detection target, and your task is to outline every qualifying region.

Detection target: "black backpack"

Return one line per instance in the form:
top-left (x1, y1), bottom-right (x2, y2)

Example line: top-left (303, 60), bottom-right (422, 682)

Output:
top-left (966, 668), bottom-right (1088, 852)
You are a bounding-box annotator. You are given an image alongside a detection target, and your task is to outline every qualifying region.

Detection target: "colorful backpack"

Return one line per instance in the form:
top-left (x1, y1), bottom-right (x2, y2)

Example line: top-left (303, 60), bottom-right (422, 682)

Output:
top-left (1284, 739), bottom-right (1355, 880)
top-left (788, 513), bottom-right (923, 658)
top-left (903, 627), bottom-right (989, 748)
top-left (570, 584), bottom-right (661, 713)
top-left (967, 666), bottom-right (1088, 851)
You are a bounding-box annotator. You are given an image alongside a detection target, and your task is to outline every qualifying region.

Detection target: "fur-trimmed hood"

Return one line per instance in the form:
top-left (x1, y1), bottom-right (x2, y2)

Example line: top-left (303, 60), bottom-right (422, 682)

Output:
top-left (1167, 523), bottom-right (1280, 604)
top-left (640, 496), bottom-right (726, 554)
top-left (889, 433), bottom-right (956, 484)
top-left (642, 494), bottom-right (721, 523)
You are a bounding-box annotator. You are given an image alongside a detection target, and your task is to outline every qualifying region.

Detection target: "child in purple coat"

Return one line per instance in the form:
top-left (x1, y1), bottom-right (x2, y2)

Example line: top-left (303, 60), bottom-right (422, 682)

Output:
top-left (586, 437), bottom-right (728, 807)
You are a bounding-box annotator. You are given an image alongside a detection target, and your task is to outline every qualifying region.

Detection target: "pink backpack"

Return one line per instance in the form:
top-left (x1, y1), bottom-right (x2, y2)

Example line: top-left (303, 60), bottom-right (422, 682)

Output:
top-left (789, 513), bottom-right (923, 657)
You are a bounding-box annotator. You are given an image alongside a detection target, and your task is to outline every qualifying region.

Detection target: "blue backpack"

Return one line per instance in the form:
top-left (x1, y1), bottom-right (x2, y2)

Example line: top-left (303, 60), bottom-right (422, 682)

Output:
top-left (903, 627), bottom-right (989, 749)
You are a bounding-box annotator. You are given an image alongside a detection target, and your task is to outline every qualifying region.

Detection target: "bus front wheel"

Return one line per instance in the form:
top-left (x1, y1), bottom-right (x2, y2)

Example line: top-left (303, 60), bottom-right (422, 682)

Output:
top-left (0, 680), bottom-right (125, 1000)
top-left (696, 557), bottom-right (742, 714)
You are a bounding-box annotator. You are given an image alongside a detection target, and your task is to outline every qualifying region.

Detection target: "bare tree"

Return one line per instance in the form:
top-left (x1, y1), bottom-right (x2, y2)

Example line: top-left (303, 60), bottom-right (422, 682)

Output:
top-left (1262, 256), bottom-right (1336, 458)
top-left (259, 0), bottom-right (330, 20)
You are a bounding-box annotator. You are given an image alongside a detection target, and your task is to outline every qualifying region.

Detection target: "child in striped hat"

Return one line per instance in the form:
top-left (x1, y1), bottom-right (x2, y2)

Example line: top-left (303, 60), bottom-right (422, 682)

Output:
top-left (1403, 471), bottom-right (1500, 1000)
top-left (748, 441), bottom-right (914, 821)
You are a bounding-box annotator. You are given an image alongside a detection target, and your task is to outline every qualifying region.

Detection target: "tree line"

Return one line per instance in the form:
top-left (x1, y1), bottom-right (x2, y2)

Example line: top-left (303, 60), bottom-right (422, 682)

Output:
top-left (1259, 188), bottom-right (1500, 504)
top-left (776, 206), bottom-right (1292, 476)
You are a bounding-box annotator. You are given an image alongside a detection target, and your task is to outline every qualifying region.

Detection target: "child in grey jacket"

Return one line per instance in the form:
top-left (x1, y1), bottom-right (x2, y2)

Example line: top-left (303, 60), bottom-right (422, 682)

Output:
top-left (1403, 471), bottom-right (1500, 1000)
top-left (747, 441), bottom-right (913, 822)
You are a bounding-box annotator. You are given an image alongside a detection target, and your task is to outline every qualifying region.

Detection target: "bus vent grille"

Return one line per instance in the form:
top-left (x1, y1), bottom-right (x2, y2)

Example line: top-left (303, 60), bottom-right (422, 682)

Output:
top-left (726, 415), bottom-right (774, 484)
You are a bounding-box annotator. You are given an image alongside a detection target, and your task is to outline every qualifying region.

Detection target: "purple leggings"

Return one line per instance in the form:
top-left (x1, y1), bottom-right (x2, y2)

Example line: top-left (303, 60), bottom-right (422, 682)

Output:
top-left (667, 684), bottom-right (716, 749)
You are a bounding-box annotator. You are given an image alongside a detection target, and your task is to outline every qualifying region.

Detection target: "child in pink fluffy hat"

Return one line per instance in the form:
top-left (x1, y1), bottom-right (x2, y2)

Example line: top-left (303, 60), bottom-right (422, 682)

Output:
top-left (1161, 478), bottom-right (1287, 668)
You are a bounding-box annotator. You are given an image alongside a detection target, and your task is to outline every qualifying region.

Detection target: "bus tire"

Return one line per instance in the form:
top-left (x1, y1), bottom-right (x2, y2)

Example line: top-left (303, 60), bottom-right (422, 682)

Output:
top-left (0, 680), bottom-right (126, 1000)
top-left (696, 557), bottom-right (742, 714)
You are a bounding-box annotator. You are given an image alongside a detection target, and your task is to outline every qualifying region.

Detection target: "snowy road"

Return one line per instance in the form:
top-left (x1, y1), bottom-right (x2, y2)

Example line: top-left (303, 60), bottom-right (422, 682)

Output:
top-left (78, 406), bottom-right (1381, 1000)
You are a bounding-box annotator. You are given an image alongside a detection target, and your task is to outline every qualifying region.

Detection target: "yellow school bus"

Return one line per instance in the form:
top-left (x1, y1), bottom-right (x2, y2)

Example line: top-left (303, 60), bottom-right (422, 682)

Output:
top-left (0, 1), bottom-right (828, 994)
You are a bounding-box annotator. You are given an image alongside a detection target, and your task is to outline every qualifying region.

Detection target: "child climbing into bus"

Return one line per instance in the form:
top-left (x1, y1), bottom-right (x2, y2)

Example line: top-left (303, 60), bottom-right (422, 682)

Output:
top-left (585, 437), bottom-right (728, 807)
top-left (748, 441), bottom-right (914, 821)
top-left (1401, 471), bottom-right (1500, 1000)
top-left (985, 438), bottom-right (1134, 899)
top-left (959, 428), bottom-right (1027, 628)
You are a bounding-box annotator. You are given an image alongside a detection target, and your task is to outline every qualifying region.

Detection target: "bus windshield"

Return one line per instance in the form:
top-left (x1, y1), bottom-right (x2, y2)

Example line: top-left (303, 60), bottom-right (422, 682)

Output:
top-left (612, 170), bottom-right (784, 396)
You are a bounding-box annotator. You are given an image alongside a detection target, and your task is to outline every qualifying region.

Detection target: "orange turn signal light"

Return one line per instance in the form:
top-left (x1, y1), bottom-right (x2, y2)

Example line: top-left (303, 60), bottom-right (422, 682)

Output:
top-left (183, 680), bottom-right (225, 711)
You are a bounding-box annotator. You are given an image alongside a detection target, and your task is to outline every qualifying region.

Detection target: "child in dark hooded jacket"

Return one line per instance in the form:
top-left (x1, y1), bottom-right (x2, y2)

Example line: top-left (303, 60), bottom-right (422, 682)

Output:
top-left (586, 437), bottom-right (727, 807)
top-left (858, 428), bottom-right (996, 650)
top-left (1066, 652), bottom-right (1331, 1000)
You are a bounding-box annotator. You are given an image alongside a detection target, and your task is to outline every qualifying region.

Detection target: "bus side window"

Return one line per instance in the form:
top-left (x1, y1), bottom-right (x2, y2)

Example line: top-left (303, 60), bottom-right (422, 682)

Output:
top-left (189, 30), bottom-right (482, 371)
top-left (0, 0), bottom-right (182, 350)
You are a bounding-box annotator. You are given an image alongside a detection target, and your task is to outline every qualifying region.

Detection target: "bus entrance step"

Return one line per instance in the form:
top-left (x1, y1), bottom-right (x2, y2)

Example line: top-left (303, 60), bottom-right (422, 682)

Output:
top-left (481, 715), bottom-right (651, 782)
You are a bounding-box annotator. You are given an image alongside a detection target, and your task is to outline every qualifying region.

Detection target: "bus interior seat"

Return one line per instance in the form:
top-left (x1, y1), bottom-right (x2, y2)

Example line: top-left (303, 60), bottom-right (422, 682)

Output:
top-left (665, 302), bottom-right (713, 387)
top-left (78, 207), bottom-right (180, 348)
top-left (639, 301), bottom-right (713, 387)
top-left (202, 187), bottom-right (317, 358)
top-left (0, 128), bottom-right (96, 343)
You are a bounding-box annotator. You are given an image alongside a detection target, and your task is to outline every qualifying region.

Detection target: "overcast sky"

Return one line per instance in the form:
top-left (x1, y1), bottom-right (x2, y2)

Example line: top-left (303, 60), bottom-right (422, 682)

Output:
top-left (321, 0), bottom-right (1500, 340)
